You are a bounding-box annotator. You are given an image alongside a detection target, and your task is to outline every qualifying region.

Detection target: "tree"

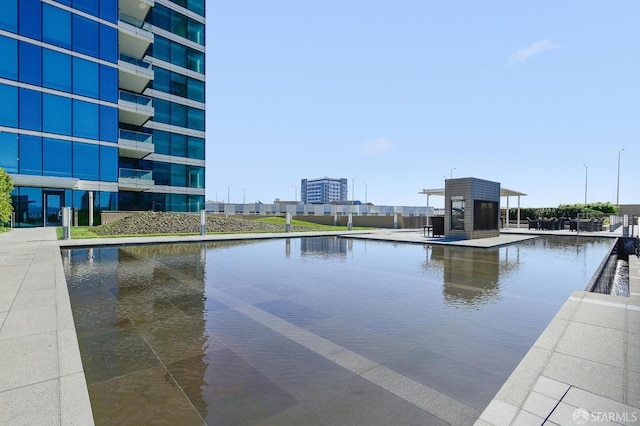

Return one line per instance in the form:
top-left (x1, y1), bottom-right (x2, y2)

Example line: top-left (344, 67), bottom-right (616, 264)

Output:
top-left (0, 167), bottom-right (14, 224)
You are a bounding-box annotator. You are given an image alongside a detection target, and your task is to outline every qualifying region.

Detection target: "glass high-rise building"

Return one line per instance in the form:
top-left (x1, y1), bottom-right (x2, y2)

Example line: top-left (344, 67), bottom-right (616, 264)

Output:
top-left (301, 177), bottom-right (348, 204)
top-left (0, 0), bottom-right (205, 227)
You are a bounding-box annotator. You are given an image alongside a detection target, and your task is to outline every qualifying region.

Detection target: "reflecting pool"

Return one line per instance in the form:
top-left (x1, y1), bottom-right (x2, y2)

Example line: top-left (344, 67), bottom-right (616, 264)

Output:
top-left (63, 236), bottom-right (613, 425)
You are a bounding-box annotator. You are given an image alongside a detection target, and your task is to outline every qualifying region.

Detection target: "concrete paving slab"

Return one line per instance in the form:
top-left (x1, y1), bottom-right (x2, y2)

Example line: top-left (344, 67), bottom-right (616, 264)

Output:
top-left (571, 302), bottom-right (627, 331)
top-left (0, 304), bottom-right (57, 340)
top-left (533, 376), bottom-right (570, 401)
top-left (522, 391), bottom-right (558, 418)
top-left (0, 379), bottom-right (60, 425)
top-left (0, 331), bottom-right (58, 392)
top-left (477, 400), bottom-right (518, 426)
top-left (512, 409), bottom-right (545, 426)
top-left (533, 319), bottom-right (568, 351)
top-left (562, 386), bottom-right (639, 422)
top-left (554, 322), bottom-right (625, 367)
top-left (493, 347), bottom-right (553, 407)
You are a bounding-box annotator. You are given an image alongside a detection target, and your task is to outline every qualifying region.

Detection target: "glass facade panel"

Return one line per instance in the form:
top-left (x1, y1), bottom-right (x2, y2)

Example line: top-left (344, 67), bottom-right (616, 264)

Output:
top-left (170, 73), bottom-right (187, 97)
top-left (171, 42), bottom-right (187, 68)
top-left (188, 166), bottom-right (204, 188)
top-left (154, 99), bottom-right (170, 124)
top-left (152, 4), bottom-right (171, 29)
top-left (170, 163), bottom-right (186, 186)
top-left (170, 194), bottom-right (187, 212)
top-left (19, 135), bottom-right (43, 175)
top-left (171, 103), bottom-right (187, 127)
top-left (451, 199), bottom-right (465, 230)
top-left (153, 36), bottom-right (171, 62)
top-left (187, 49), bottom-right (204, 73)
top-left (152, 162), bottom-right (170, 185)
top-left (189, 0), bottom-right (205, 16)
top-left (43, 94), bottom-right (72, 135)
top-left (43, 48), bottom-right (72, 92)
top-left (0, 84), bottom-right (18, 127)
top-left (99, 145), bottom-right (118, 182)
top-left (187, 79), bottom-right (205, 102)
top-left (187, 136), bottom-right (204, 160)
top-left (73, 57), bottom-right (99, 98)
top-left (170, 134), bottom-right (187, 157)
top-left (0, 36), bottom-right (18, 79)
top-left (99, 25), bottom-right (118, 63)
top-left (73, 142), bottom-right (99, 179)
top-left (188, 194), bottom-right (204, 212)
top-left (154, 130), bottom-right (170, 155)
top-left (19, 88), bottom-right (42, 131)
top-left (98, 191), bottom-right (118, 212)
top-left (99, 64), bottom-right (118, 102)
top-left (43, 4), bottom-right (71, 49)
top-left (187, 107), bottom-right (205, 131)
top-left (99, 0), bottom-right (118, 23)
top-left (13, 187), bottom-right (43, 227)
top-left (73, 100), bottom-right (99, 139)
top-left (73, 0), bottom-right (99, 16)
top-left (171, 11), bottom-right (187, 38)
top-left (100, 105), bottom-right (118, 142)
top-left (43, 138), bottom-right (72, 177)
top-left (73, 15), bottom-right (99, 57)
top-left (19, 42), bottom-right (42, 85)
top-left (0, 132), bottom-right (19, 173)
top-left (0, 0), bottom-right (17, 32)
top-left (153, 67), bottom-right (170, 93)
top-left (187, 20), bottom-right (204, 45)
top-left (19, 0), bottom-right (42, 40)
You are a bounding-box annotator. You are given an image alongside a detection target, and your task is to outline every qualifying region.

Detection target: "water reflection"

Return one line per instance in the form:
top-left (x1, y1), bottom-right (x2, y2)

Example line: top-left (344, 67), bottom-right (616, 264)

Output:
top-left (300, 237), bottom-right (347, 258)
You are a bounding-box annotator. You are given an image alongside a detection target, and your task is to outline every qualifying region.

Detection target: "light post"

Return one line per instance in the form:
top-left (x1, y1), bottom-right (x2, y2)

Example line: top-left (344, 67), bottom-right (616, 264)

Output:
top-left (616, 149), bottom-right (625, 207)
top-left (292, 185), bottom-right (297, 203)
top-left (363, 182), bottom-right (367, 205)
top-left (352, 177), bottom-right (356, 204)
top-left (227, 184), bottom-right (232, 204)
top-left (582, 164), bottom-right (588, 205)
top-left (450, 168), bottom-right (456, 179)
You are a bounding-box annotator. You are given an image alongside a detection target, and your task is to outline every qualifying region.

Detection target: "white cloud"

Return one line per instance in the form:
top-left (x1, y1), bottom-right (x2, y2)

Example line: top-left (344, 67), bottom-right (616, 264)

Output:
top-left (360, 137), bottom-right (394, 155)
top-left (508, 40), bottom-right (561, 65)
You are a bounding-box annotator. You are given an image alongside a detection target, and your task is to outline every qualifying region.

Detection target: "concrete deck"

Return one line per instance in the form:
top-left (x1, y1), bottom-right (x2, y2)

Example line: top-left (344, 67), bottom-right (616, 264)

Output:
top-left (1, 227), bottom-right (638, 424)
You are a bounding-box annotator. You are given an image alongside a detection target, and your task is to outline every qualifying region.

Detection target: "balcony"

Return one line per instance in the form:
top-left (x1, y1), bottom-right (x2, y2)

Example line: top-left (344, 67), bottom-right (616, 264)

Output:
top-left (119, 0), bottom-right (154, 22)
top-left (118, 129), bottom-right (154, 159)
top-left (118, 90), bottom-right (154, 126)
top-left (119, 53), bottom-right (154, 93)
top-left (118, 168), bottom-right (154, 191)
top-left (118, 12), bottom-right (154, 58)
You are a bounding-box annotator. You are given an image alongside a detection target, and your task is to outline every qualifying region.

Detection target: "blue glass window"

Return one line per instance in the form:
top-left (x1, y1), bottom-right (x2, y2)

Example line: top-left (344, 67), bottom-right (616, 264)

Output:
top-left (19, 0), bottom-right (41, 40)
top-left (0, 84), bottom-right (18, 128)
top-left (98, 190), bottom-right (118, 211)
top-left (73, 100), bottom-right (99, 139)
top-left (187, 49), bottom-right (204, 73)
top-left (170, 194), bottom-right (187, 212)
top-left (154, 99), bottom-right (170, 124)
top-left (19, 88), bottom-right (42, 131)
top-left (99, 64), bottom-right (118, 103)
top-left (43, 49), bottom-right (71, 91)
top-left (152, 4), bottom-right (171, 30)
top-left (152, 162), bottom-right (170, 185)
top-left (19, 42), bottom-right (41, 85)
top-left (187, 78), bottom-right (204, 102)
top-left (188, 195), bottom-right (204, 212)
top-left (0, 37), bottom-right (17, 79)
top-left (73, 142), bottom-right (99, 179)
top-left (170, 73), bottom-right (187, 97)
top-left (14, 187), bottom-right (43, 227)
top-left (153, 36), bottom-right (171, 63)
top-left (189, 0), bottom-right (204, 16)
top-left (171, 103), bottom-right (187, 127)
top-left (73, 0), bottom-right (98, 16)
top-left (43, 4), bottom-right (71, 49)
top-left (171, 42), bottom-right (187, 68)
top-left (99, 0), bottom-right (117, 23)
top-left (187, 20), bottom-right (204, 45)
top-left (19, 135), bottom-right (42, 175)
top-left (0, 0), bottom-right (17, 32)
top-left (43, 94), bottom-right (72, 136)
top-left (170, 164), bottom-right (187, 186)
top-left (188, 166), bottom-right (204, 188)
top-left (73, 15), bottom-right (99, 57)
top-left (154, 130), bottom-right (170, 155)
top-left (54, 0), bottom-right (72, 5)
top-left (99, 146), bottom-right (118, 182)
top-left (0, 132), bottom-right (19, 173)
top-left (43, 138), bottom-right (72, 177)
top-left (187, 107), bottom-right (204, 131)
top-left (188, 136), bottom-right (204, 160)
top-left (153, 67), bottom-right (170, 93)
top-left (73, 58), bottom-right (99, 98)
top-left (99, 24), bottom-right (117, 63)
top-left (171, 11), bottom-right (187, 38)
top-left (171, 134), bottom-right (187, 157)
top-left (99, 105), bottom-right (118, 142)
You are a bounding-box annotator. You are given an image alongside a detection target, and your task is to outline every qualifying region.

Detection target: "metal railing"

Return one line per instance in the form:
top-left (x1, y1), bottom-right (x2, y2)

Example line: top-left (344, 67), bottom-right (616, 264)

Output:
top-left (119, 168), bottom-right (153, 180)
top-left (119, 12), bottom-right (152, 31)
top-left (119, 53), bottom-right (153, 70)
top-left (119, 91), bottom-right (153, 108)
top-left (119, 129), bottom-right (153, 145)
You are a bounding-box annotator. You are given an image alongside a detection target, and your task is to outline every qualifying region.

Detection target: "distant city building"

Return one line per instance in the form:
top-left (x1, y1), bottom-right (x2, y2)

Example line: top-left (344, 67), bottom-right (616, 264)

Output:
top-left (301, 177), bottom-right (348, 204)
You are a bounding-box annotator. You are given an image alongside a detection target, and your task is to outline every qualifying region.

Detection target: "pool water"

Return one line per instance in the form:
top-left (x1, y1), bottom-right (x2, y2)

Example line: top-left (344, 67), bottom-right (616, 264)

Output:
top-left (63, 236), bottom-right (613, 425)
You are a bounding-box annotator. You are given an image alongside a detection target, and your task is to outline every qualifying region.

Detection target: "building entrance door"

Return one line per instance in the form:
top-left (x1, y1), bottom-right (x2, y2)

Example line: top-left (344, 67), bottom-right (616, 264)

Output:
top-left (44, 191), bottom-right (64, 227)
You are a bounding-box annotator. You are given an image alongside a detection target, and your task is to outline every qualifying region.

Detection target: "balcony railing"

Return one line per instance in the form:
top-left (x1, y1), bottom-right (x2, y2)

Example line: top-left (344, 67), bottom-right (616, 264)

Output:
top-left (119, 53), bottom-right (153, 70)
top-left (119, 129), bottom-right (153, 145)
top-left (119, 12), bottom-right (152, 31)
top-left (119, 168), bottom-right (153, 180)
top-left (119, 91), bottom-right (153, 108)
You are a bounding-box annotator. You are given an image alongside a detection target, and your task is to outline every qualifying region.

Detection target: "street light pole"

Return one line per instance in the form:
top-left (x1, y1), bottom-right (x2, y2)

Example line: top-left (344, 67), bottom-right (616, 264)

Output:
top-left (363, 182), bottom-right (367, 205)
top-left (616, 148), bottom-right (625, 207)
top-left (582, 164), bottom-right (588, 205)
top-left (450, 168), bottom-right (456, 179)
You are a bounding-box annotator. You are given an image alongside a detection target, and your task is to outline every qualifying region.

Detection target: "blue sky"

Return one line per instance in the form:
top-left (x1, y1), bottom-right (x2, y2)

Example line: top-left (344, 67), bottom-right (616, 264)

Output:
top-left (205, 1), bottom-right (638, 208)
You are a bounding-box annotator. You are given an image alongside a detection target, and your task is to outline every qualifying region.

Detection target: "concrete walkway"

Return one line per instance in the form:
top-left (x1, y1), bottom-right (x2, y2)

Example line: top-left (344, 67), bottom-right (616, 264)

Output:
top-left (0, 228), bottom-right (93, 425)
top-left (476, 255), bottom-right (640, 425)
